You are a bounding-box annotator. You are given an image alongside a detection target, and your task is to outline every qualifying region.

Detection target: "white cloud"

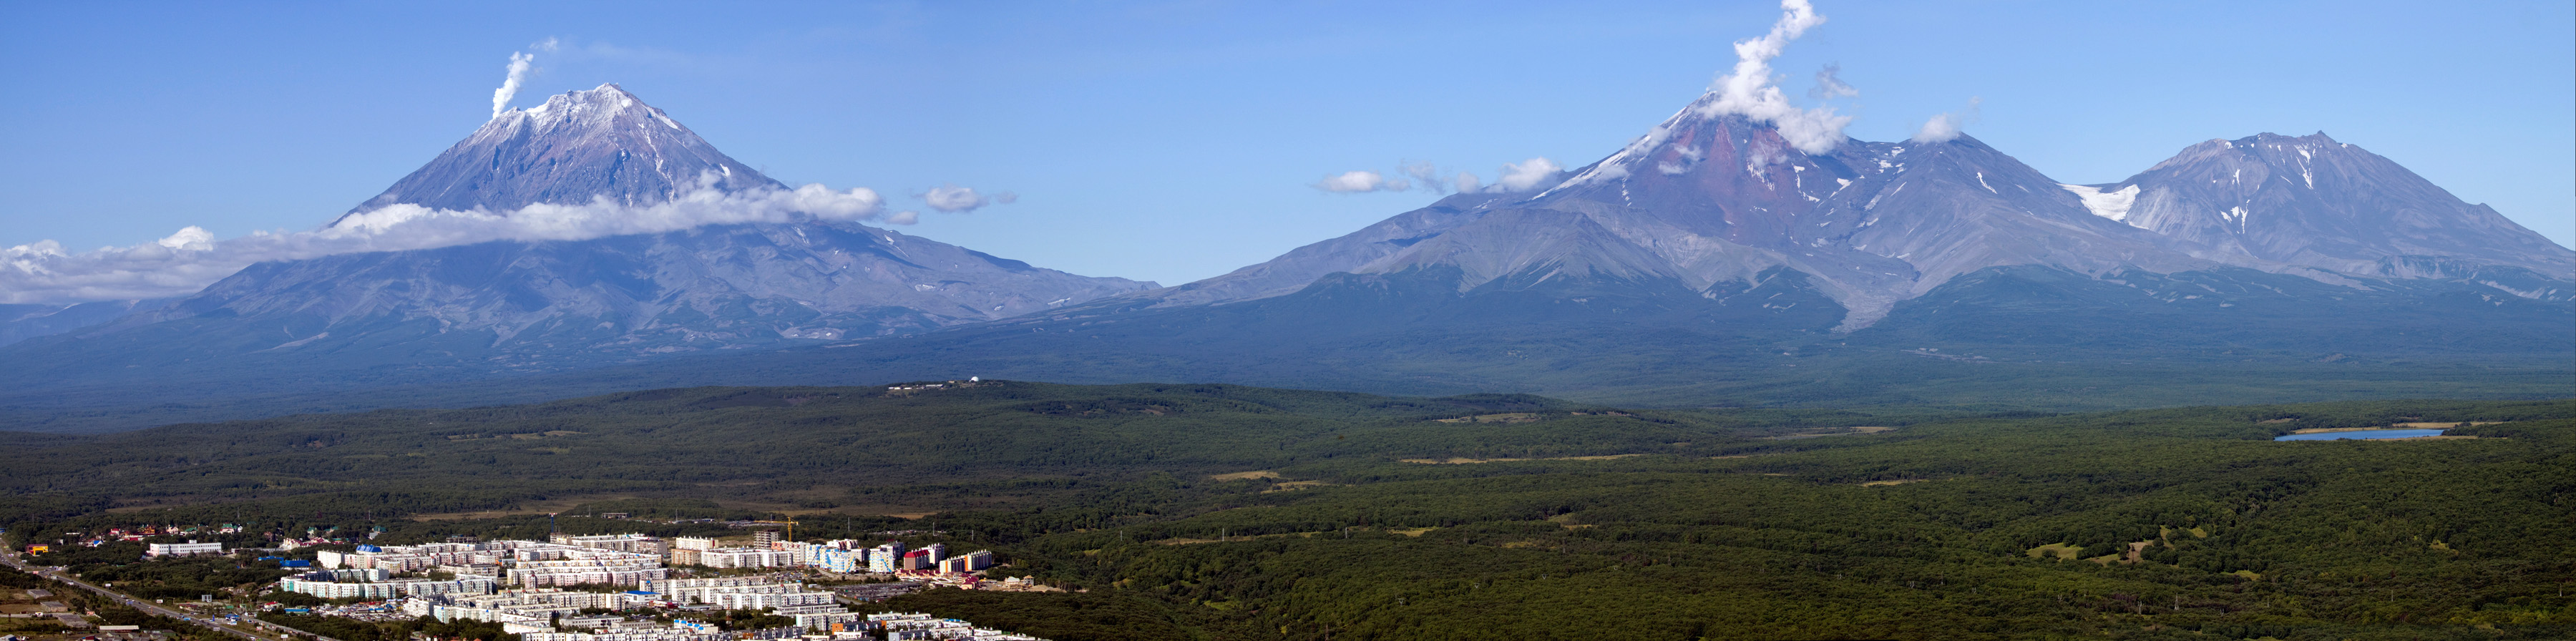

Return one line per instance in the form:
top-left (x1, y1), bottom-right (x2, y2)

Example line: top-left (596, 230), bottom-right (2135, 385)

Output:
top-left (885, 210), bottom-right (920, 225)
top-left (0, 177), bottom-right (889, 305)
top-left (1695, 0), bottom-right (1853, 154)
top-left (1911, 97), bottom-right (1983, 144)
top-left (1314, 170), bottom-right (1405, 193)
top-left (1809, 63), bottom-right (1858, 99)
top-left (1450, 171), bottom-right (1483, 194)
top-left (919, 184), bottom-right (995, 213)
top-left (1399, 162), bottom-right (1447, 193)
top-left (1493, 157), bottom-right (1563, 192)
top-left (1323, 162), bottom-right (1526, 195)
top-left (491, 52), bottom-right (537, 119)
top-left (155, 226), bottom-right (214, 250)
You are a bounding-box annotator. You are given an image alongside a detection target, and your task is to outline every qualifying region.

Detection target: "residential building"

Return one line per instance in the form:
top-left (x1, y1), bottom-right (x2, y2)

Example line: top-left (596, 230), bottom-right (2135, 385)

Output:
top-left (696, 548), bottom-right (793, 569)
top-left (278, 576), bottom-right (497, 600)
top-left (937, 551), bottom-right (993, 574)
top-left (867, 544), bottom-right (904, 573)
top-left (552, 534), bottom-right (665, 556)
top-left (144, 542), bottom-right (223, 558)
top-left (814, 547), bottom-right (863, 574)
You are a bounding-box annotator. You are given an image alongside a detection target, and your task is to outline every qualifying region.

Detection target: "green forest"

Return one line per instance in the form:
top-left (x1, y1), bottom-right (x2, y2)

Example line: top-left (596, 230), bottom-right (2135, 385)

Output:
top-left (4, 382), bottom-right (2570, 640)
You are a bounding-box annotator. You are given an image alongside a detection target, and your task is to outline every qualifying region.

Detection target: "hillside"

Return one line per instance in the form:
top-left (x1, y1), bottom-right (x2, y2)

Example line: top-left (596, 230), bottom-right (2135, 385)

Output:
top-left (4, 384), bottom-right (2572, 640)
top-left (0, 381), bottom-right (1722, 520)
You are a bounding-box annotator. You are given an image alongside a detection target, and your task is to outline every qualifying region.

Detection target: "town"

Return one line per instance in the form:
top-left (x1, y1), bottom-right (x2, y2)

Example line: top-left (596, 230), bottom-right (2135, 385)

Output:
top-left (4, 524), bottom-right (1051, 641)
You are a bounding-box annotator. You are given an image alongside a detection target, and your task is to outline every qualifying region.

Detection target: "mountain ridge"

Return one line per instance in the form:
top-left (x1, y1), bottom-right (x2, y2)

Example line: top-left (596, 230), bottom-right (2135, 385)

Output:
top-left (0, 85), bottom-right (2567, 433)
top-left (1101, 94), bottom-right (2567, 331)
top-left (2078, 132), bottom-right (2573, 280)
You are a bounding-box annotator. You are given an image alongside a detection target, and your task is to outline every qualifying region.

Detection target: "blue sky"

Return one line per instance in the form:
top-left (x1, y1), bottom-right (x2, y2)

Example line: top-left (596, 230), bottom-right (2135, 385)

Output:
top-left (3, 0), bottom-right (2570, 289)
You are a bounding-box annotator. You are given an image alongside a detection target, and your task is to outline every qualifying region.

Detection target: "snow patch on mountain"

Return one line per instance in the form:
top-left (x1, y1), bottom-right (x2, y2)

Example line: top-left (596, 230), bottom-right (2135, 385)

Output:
top-left (2060, 184), bottom-right (2140, 225)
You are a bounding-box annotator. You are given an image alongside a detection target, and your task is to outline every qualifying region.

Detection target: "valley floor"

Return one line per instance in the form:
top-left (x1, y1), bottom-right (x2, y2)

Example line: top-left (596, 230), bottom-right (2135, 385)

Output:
top-left (3, 385), bottom-right (2570, 640)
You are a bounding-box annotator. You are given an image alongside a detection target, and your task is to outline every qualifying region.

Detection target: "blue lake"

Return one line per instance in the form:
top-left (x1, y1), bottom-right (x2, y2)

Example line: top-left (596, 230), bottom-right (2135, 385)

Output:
top-left (2273, 429), bottom-right (2446, 441)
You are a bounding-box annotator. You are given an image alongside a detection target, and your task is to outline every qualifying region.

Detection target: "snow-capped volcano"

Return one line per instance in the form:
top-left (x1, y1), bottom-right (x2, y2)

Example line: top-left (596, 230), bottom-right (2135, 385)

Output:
top-left (1108, 87), bottom-right (2567, 336)
top-left (2079, 132), bottom-right (2574, 280)
top-left (1134, 94), bottom-right (2245, 328)
top-left (3, 84), bottom-right (1155, 393)
top-left (1514, 98), bottom-right (2235, 326)
top-left (336, 84), bottom-right (781, 221)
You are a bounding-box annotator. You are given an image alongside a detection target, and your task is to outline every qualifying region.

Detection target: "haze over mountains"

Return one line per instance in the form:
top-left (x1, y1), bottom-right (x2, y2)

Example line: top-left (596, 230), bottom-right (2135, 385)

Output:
top-left (0, 75), bottom-right (2566, 432)
top-left (0, 85), bottom-right (1153, 370)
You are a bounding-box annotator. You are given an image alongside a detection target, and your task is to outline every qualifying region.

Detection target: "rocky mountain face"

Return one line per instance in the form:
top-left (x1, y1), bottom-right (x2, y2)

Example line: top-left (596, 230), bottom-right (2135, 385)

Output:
top-left (0, 84), bottom-right (1153, 392)
top-left (2, 86), bottom-right (2567, 433)
top-left (2067, 132), bottom-right (2572, 288)
top-left (1138, 191), bottom-right (1517, 308)
top-left (1118, 97), bottom-right (2260, 328)
top-left (57, 222), bottom-right (1151, 368)
top-left (0, 298), bottom-right (172, 347)
top-left (338, 84), bottom-right (780, 220)
top-left (872, 90), bottom-right (2570, 409)
top-left (1116, 94), bottom-right (2568, 330)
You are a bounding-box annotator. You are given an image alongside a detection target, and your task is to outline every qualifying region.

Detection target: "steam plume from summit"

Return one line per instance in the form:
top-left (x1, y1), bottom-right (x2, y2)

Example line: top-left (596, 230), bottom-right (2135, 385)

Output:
top-left (1911, 97), bottom-right (1982, 143)
top-left (1697, 0), bottom-right (1850, 153)
top-left (490, 52), bottom-right (536, 119)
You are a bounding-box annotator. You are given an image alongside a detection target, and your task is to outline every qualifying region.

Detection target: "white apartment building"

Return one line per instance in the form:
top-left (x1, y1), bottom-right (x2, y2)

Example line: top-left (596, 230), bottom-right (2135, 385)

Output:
top-left (703, 591), bottom-right (832, 610)
top-left (521, 632), bottom-right (735, 641)
top-left (635, 577), bottom-right (794, 603)
top-left (510, 567), bottom-right (668, 588)
top-left (869, 613), bottom-right (1044, 641)
top-left (507, 548), bottom-right (666, 587)
top-left (815, 547), bottom-right (864, 574)
top-left (696, 548), bottom-right (794, 569)
top-left (279, 576), bottom-right (497, 600)
top-left (867, 544), bottom-right (904, 573)
top-left (145, 542), bottom-right (224, 557)
top-left (551, 534), bottom-right (665, 556)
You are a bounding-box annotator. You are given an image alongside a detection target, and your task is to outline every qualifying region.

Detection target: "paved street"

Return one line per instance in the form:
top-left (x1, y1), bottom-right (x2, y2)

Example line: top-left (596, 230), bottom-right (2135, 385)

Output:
top-left (0, 549), bottom-right (288, 641)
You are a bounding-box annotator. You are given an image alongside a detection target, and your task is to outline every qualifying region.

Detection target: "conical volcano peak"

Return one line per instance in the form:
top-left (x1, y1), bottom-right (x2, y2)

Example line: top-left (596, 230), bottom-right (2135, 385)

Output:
top-left (2102, 129), bottom-right (2573, 275)
top-left (341, 84), bottom-right (782, 220)
top-left (1548, 92), bottom-right (1857, 198)
top-left (502, 83), bottom-right (672, 129)
top-left (2234, 131), bottom-right (2338, 147)
top-left (2151, 132), bottom-right (2352, 174)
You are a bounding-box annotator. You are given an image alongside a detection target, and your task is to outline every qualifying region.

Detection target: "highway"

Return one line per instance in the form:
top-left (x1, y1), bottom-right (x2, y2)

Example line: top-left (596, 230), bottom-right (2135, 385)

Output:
top-left (0, 549), bottom-right (295, 641)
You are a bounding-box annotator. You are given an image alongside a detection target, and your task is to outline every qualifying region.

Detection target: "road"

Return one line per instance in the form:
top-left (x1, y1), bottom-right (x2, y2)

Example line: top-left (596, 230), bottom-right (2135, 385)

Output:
top-left (0, 549), bottom-right (294, 641)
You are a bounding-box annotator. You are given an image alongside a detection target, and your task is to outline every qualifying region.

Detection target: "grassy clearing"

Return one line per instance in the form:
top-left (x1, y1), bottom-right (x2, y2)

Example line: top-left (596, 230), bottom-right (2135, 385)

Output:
top-left (1259, 481), bottom-right (1331, 493)
top-left (1433, 413), bottom-right (1545, 424)
top-left (1399, 454), bottom-right (1646, 464)
top-left (2025, 543), bottom-right (2082, 560)
top-left (1765, 426), bottom-right (1899, 440)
